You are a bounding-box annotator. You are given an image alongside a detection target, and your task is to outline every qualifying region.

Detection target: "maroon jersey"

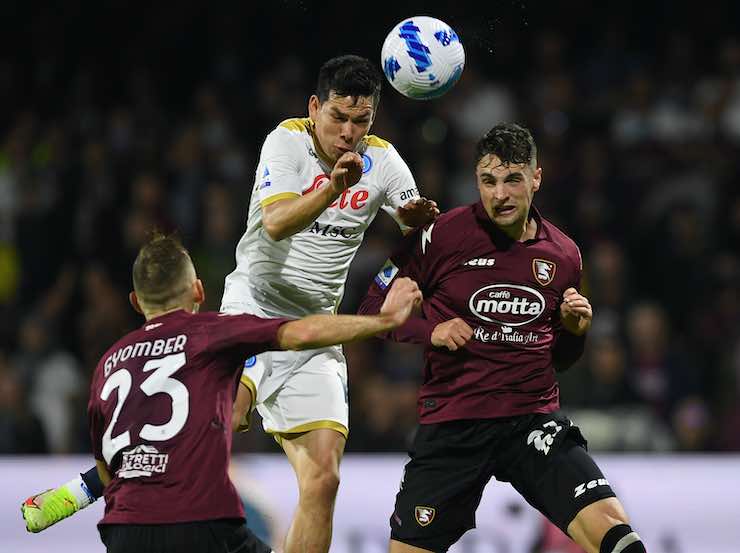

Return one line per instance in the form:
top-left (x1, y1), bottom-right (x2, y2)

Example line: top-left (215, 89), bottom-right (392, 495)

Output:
top-left (358, 202), bottom-right (585, 423)
top-left (88, 310), bottom-right (289, 525)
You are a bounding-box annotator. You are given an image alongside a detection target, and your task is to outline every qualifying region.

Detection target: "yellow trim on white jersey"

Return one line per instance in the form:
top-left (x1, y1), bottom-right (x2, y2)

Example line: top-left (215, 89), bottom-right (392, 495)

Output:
top-left (260, 191), bottom-right (301, 209)
top-left (363, 135), bottom-right (390, 149)
top-left (279, 117), bottom-right (313, 133)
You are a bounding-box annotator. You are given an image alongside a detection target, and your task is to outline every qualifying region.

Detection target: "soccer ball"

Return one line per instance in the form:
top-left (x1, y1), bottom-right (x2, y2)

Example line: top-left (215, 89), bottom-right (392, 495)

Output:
top-left (381, 16), bottom-right (465, 100)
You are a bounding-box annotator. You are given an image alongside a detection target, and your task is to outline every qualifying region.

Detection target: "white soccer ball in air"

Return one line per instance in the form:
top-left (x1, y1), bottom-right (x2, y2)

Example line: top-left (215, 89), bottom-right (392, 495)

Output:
top-left (381, 16), bottom-right (465, 100)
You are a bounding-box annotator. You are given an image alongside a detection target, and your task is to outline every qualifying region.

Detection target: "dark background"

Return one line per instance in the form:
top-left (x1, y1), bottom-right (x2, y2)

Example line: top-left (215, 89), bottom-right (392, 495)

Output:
top-left (1, 0), bottom-right (739, 454)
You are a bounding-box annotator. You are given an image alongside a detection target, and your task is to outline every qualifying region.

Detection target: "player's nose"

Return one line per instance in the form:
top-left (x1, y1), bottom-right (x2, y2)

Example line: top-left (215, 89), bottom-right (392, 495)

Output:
top-left (340, 121), bottom-right (352, 137)
top-left (340, 121), bottom-right (359, 143)
top-left (492, 184), bottom-right (508, 201)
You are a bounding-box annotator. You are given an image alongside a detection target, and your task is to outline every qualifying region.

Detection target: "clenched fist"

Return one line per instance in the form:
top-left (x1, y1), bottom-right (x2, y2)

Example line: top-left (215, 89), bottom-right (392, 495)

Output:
top-left (431, 318), bottom-right (473, 351)
top-left (380, 277), bottom-right (423, 327)
top-left (330, 152), bottom-right (363, 193)
top-left (559, 287), bottom-right (592, 336)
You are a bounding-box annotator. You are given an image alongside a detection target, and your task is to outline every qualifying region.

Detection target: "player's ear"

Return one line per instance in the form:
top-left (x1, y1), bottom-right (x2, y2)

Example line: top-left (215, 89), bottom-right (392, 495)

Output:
top-left (129, 291), bottom-right (144, 315)
top-left (532, 167), bottom-right (542, 192)
top-left (308, 95), bottom-right (320, 121)
top-left (193, 279), bottom-right (205, 307)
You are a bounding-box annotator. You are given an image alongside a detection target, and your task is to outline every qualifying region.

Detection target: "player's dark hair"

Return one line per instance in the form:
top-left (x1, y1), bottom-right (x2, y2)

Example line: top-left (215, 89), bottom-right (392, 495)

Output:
top-left (475, 123), bottom-right (538, 168)
top-left (132, 231), bottom-right (193, 307)
top-left (316, 55), bottom-right (382, 107)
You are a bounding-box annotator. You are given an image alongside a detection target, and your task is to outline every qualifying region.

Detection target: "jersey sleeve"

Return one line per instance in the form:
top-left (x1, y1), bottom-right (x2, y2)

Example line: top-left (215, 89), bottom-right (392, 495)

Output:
top-left (256, 128), bottom-right (305, 208)
top-left (552, 243), bottom-right (586, 372)
top-left (204, 313), bottom-right (291, 362)
top-left (379, 145), bottom-right (420, 230)
top-left (87, 371), bottom-right (104, 462)
top-left (357, 221), bottom-right (436, 344)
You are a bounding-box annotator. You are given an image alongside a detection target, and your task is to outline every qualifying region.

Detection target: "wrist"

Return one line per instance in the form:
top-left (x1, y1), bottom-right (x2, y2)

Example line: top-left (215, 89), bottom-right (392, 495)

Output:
top-left (324, 181), bottom-right (343, 202)
top-left (376, 312), bottom-right (398, 329)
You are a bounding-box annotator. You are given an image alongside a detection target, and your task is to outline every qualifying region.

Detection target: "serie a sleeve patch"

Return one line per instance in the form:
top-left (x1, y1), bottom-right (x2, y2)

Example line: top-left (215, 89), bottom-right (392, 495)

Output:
top-left (374, 259), bottom-right (399, 289)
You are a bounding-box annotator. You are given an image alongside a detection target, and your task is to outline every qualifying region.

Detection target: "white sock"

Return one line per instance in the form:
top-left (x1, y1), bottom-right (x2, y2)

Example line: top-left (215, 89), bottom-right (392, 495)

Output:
top-left (62, 476), bottom-right (96, 509)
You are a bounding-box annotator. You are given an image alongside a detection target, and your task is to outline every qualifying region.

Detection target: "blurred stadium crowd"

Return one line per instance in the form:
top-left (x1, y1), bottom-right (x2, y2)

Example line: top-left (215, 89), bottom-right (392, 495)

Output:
top-left (0, 3), bottom-right (738, 455)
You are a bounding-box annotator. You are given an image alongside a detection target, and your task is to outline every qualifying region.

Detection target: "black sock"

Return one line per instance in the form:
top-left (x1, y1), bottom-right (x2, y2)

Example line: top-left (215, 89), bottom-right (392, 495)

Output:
top-left (81, 466), bottom-right (105, 499)
top-left (600, 523), bottom-right (646, 553)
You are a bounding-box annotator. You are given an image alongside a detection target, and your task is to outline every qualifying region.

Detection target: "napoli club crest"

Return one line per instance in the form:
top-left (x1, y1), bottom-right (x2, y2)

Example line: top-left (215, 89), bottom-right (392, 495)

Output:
top-left (532, 259), bottom-right (556, 286)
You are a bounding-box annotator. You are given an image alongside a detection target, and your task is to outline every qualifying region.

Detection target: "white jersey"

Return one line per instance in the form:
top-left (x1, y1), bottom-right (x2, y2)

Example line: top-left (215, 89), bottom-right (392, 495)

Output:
top-left (223, 117), bottom-right (419, 317)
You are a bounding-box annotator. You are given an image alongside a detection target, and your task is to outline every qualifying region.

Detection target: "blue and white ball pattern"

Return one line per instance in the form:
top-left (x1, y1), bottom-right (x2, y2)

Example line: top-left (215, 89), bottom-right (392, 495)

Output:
top-left (381, 16), bottom-right (465, 100)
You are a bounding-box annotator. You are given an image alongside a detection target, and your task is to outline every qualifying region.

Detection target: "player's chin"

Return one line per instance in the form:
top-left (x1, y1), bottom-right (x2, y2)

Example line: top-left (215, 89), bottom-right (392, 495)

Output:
top-left (492, 213), bottom-right (517, 226)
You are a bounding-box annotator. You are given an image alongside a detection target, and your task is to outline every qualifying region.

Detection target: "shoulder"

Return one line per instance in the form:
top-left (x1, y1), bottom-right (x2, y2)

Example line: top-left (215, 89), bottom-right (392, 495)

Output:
top-left (190, 311), bottom-right (238, 328)
top-left (262, 118), bottom-right (312, 150)
top-left (362, 134), bottom-right (392, 150)
top-left (93, 329), bottom-right (142, 382)
top-left (276, 117), bottom-right (313, 135)
top-left (361, 134), bottom-right (396, 166)
top-left (415, 205), bottom-right (476, 252)
top-left (541, 218), bottom-right (582, 270)
top-left (434, 205), bottom-right (476, 232)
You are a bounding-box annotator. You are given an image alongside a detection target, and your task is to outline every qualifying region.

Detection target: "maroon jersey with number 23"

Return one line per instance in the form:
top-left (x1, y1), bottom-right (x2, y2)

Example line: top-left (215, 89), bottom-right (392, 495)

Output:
top-left (359, 202), bottom-right (585, 424)
top-left (88, 310), bottom-right (288, 525)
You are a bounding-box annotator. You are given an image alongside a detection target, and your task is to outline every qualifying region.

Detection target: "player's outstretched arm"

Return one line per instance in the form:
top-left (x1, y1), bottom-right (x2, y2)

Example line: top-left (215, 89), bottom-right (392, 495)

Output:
top-left (21, 466), bottom-right (103, 533)
top-left (277, 277), bottom-right (422, 350)
top-left (262, 151), bottom-right (363, 241)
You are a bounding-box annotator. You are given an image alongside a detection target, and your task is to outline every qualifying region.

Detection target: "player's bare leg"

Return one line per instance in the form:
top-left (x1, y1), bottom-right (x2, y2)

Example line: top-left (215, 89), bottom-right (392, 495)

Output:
top-left (232, 382), bottom-right (254, 431)
top-left (280, 428), bottom-right (346, 553)
top-left (389, 539), bottom-right (432, 552)
top-left (567, 497), bottom-right (643, 553)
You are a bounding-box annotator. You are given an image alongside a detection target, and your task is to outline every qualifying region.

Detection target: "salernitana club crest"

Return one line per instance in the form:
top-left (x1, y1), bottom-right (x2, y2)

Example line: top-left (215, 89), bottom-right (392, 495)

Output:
top-left (532, 258), bottom-right (556, 286)
top-left (415, 505), bottom-right (436, 526)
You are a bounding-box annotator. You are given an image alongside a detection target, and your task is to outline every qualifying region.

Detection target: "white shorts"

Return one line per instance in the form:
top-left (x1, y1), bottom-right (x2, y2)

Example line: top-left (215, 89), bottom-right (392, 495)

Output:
top-left (221, 298), bottom-right (349, 438)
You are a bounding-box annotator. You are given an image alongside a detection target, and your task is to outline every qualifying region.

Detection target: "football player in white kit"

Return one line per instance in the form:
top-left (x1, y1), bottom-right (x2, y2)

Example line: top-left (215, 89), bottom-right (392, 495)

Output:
top-left (222, 55), bottom-right (437, 553)
top-left (19, 55), bottom-right (437, 552)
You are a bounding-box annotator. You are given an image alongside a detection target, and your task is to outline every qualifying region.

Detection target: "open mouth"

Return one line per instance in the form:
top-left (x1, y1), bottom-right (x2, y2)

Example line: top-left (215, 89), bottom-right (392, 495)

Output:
top-left (494, 206), bottom-right (516, 216)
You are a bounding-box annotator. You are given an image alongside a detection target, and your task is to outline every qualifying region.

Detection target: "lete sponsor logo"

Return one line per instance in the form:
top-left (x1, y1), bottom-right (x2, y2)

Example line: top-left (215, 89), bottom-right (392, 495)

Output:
top-left (468, 284), bottom-right (545, 326)
top-left (303, 174), bottom-right (369, 210)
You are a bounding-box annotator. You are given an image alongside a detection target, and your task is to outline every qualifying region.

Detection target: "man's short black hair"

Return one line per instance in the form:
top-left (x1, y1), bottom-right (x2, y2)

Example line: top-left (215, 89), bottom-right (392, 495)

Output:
top-left (475, 123), bottom-right (538, 168)
top-left (316, 55), bottom-right (382, 106)
top-left (132, 232), bottom-right (193, 307)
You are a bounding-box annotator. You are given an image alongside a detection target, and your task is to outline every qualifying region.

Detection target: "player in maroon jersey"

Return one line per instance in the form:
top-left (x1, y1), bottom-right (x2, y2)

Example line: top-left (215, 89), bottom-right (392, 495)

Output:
top-left (30, 233), bottom-right (421, 553)
top-left (359, 124), bottom-right (645, 553)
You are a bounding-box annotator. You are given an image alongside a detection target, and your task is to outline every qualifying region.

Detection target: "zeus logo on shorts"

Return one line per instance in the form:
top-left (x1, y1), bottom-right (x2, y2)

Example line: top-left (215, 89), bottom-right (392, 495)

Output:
top-left (574, 478), bottom-right (610, 498)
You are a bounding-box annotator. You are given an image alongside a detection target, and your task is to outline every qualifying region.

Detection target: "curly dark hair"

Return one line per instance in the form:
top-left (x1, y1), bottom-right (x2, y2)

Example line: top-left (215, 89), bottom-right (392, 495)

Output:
top-left (316, 55), bottom-right (382, 106)
top-left (475, 123), bottom-right (537, 167)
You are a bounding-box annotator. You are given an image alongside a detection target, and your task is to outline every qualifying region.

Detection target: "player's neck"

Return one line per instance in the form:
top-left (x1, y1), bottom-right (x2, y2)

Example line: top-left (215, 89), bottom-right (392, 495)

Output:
top-left (144, 304), bottom-right (192, 321)
top-left (500, 215), bottom-right (537, 242)
top-left (521, 216), bottom-right (538, 241)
